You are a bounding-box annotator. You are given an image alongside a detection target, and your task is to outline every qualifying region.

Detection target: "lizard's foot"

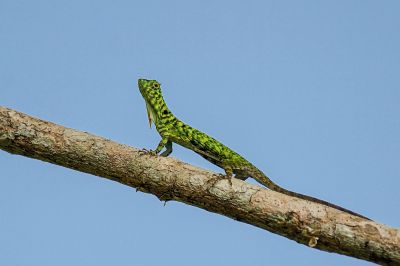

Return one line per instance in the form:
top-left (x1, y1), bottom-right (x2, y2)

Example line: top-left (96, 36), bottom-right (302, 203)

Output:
top-left (217, 173), bottom-right (233, 186)
top-left (138, 148), bottom-right (157, 156)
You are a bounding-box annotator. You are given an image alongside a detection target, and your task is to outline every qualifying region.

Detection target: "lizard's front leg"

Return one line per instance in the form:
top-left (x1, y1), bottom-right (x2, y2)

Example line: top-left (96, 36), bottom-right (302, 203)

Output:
top-left (141, 138), bottom-right (172, 156)
top-left (159, 140), bottom-right (173, 157)
top-left (153, 137), bottom-right (169, 155)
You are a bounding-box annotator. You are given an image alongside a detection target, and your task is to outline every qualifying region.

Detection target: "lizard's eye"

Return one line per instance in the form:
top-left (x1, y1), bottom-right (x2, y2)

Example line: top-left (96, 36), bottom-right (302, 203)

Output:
top-left (152, 83), bottom-right (160, 89)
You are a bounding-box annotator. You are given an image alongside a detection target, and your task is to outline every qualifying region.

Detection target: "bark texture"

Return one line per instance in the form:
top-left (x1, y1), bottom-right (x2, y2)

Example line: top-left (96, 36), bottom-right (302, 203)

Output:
top-left (0, 106), bottom-right (399, 265)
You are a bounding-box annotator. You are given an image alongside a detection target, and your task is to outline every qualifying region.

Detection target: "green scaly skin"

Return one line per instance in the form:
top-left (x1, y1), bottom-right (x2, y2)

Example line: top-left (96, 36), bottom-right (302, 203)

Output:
top-left (138, 78), bottom-right (370, 220)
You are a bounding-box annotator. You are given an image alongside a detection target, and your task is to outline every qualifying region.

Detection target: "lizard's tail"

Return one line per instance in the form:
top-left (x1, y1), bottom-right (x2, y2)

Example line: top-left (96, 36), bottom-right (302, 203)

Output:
top-left (249, 167), bottom-right (371, 220)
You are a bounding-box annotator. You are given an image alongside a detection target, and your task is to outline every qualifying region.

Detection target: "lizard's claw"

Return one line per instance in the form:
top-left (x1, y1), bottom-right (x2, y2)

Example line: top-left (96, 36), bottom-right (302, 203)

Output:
top-left (138, 148), bottom-right (157, 156)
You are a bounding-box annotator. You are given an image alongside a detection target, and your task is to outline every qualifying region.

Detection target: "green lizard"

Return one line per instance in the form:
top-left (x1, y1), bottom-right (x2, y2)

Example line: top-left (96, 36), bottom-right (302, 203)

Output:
top-left (138, 78), bottom-right (369, 220)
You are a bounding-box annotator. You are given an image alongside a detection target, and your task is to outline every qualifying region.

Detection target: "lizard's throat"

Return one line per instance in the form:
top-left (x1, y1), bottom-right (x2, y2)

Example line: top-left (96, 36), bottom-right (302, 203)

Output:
top-left (145, 101), bottom-right (170, 128)
top-left (145, 102), bottom-right (158, 128)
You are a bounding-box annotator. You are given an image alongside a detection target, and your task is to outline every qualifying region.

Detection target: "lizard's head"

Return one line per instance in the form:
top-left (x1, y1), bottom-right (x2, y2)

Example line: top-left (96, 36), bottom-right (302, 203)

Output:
top-left (138, 78), bottom-right (162, 100)
top-left (138, 78), bottom-right (168, 127)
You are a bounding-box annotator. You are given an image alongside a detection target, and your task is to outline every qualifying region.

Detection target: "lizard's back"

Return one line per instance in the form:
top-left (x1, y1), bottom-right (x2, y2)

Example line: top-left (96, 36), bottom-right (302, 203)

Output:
top-left (162, 118), bottom-right (248, 170)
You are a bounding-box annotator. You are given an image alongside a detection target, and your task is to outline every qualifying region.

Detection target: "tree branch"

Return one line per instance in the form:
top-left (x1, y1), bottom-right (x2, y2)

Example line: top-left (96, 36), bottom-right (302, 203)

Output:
top-left (0, 106), bottom-right (399, 265)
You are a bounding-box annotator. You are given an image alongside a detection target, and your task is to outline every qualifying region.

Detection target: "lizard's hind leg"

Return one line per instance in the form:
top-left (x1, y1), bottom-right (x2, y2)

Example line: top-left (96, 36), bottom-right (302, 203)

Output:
top-left (234, 171), bottom-right (249, 181)
top-left (219, 164), bottom-right (234, 186)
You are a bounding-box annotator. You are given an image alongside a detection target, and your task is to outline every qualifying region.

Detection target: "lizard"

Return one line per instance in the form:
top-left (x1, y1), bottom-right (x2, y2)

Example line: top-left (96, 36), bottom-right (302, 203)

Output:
top-left (138, 78), bottom-right (370, 220)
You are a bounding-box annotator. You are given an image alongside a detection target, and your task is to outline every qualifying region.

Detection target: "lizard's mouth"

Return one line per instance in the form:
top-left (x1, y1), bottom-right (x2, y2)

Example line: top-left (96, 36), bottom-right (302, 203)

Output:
top-left (138, 79), bottom-right (153, 127)
top-left (138, 79), bottom-right (145, 94)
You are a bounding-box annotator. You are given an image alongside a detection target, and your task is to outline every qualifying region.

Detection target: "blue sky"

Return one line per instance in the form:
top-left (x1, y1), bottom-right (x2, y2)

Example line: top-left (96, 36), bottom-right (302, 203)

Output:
top-left (1, 1), bottom-right (399, 265)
